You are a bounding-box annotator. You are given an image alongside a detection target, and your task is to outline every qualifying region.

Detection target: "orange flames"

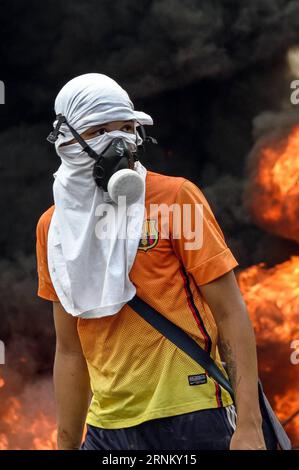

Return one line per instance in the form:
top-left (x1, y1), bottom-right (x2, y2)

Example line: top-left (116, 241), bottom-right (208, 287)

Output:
top-left (242, 124), bottom-right (299, 446)
top-left (0, 375), bottom-right (57, 450)
top-left (238, 257), bottom-right (299, 344)
top-left (246, 125), bottom-right (299, 243)
top-left (238, 257), bottom-right (299, 444)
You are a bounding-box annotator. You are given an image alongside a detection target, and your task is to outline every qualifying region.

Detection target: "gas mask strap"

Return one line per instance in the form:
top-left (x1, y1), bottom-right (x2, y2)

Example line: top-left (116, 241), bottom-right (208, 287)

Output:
top-left (47, 114), bottom-right (99, 161)
top-left (137, 124), bottom-right (158, 145)
top-left (46, 114), bottom-right (67, 144)
top-left (136, 123), bottom-right (158, 160)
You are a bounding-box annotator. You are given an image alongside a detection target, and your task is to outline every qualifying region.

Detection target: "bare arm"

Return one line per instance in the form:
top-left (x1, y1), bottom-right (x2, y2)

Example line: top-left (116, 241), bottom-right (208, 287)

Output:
top-left (199, 270), bottom-right (265, 450)
top-left (53, 301), bottom-right (91, 450)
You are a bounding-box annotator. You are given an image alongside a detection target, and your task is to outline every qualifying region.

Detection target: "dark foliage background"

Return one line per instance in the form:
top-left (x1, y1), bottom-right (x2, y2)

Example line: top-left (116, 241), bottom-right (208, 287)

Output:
top-left (0, 0), bottom-right (298, 388)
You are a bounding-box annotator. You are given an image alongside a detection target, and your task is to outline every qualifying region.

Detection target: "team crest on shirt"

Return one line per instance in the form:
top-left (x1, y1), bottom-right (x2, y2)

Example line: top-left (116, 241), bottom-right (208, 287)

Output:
top-left (138, 219), bottom-right (159, 252)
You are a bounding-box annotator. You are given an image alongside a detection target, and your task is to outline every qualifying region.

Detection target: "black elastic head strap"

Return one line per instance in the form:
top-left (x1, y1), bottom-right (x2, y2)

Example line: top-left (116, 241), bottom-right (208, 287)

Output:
top-left (46, 114), bottom-right (99, 160)
top-left (137, 124), bottom-right (158, 145)
top-left (135, 124), bottom-right (158, 160)
top-left (46, 114), bottom-right (67, 144)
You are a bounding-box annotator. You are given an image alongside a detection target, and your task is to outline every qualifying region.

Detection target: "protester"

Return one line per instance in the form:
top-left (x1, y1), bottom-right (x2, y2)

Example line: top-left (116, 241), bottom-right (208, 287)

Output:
top-left (36, 73), bottom-right (276, 450)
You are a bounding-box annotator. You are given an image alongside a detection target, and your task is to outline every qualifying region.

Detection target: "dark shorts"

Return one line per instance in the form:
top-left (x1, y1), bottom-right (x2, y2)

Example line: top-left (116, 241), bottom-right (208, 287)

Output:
top-left (81, 405), bottom-right (277, 450)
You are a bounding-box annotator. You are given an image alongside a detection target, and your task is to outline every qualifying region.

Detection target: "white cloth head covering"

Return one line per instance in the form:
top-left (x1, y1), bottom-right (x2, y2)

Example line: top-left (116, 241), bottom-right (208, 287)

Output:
top-left (47, 73), bottom-right (153, 318)
top-left (54, 73), bottom-right (153, 146)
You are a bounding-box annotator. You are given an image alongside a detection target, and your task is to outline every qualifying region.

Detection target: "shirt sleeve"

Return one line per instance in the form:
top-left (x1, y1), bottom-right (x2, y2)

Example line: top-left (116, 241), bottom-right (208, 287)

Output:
top-left (171, 180), bottom-right (239, 285)
top-left (36, 210), bottom-right (59, 301)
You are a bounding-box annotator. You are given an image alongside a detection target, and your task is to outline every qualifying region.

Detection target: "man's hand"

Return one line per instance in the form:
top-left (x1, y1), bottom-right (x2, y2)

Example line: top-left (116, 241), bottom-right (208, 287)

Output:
top-left (230, 425), bottom-right (266, 450)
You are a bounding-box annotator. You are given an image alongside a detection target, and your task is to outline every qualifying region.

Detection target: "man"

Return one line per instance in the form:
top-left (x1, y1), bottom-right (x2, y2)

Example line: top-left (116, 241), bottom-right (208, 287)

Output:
top-left (36, 73), bottom-right (276, 450)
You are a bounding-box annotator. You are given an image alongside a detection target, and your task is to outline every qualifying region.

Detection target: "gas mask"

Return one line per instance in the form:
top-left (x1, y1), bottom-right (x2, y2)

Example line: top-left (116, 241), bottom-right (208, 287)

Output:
top-left (47, 114), bottom-right (157, 204)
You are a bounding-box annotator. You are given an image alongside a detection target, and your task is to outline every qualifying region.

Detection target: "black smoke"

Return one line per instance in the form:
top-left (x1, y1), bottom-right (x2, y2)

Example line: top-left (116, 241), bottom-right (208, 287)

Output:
top-left (1, 0), bottom-right (299, 124)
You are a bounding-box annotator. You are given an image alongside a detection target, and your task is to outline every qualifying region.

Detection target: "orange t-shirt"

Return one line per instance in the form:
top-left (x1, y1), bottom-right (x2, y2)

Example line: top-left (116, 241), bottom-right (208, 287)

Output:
top-left (36, 171), bottom-right (238, 428)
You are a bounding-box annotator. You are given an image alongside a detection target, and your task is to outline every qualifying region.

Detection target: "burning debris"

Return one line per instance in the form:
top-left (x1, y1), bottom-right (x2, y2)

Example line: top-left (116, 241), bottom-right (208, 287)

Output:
top-left (0, 374), bottom-right (56, 450)
top-left (241, 118), bottom-right (299, 446)
top-left (0, 257), bottom-right (56, 449)
top-left (238, 257), bottom-right (299, 443)
top-left (245, 123), bottom-right (299, 243)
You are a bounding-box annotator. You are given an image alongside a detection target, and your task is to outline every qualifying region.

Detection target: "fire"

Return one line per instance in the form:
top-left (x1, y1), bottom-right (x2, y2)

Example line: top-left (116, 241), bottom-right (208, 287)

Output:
top-left (245, 125), bottom-right (299, 243)
top-left (0, 375), bottom-right (57, 450)
top-left (242, 124), bottom-right (299, 446)
top-left (238, 256), bottom-right (299, 445)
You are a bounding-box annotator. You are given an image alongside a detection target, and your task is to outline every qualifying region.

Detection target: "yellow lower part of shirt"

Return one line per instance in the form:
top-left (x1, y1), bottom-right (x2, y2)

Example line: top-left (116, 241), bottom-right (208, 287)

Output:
top-left (86, 394), bottom-right (233, 429)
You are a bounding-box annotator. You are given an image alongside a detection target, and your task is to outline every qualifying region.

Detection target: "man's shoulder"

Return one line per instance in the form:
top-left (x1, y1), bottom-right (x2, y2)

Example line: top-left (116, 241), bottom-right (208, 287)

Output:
top-left (146, 171), bottom-right (187, 201)
top-left (147, 170), bottom-right (186, 186)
